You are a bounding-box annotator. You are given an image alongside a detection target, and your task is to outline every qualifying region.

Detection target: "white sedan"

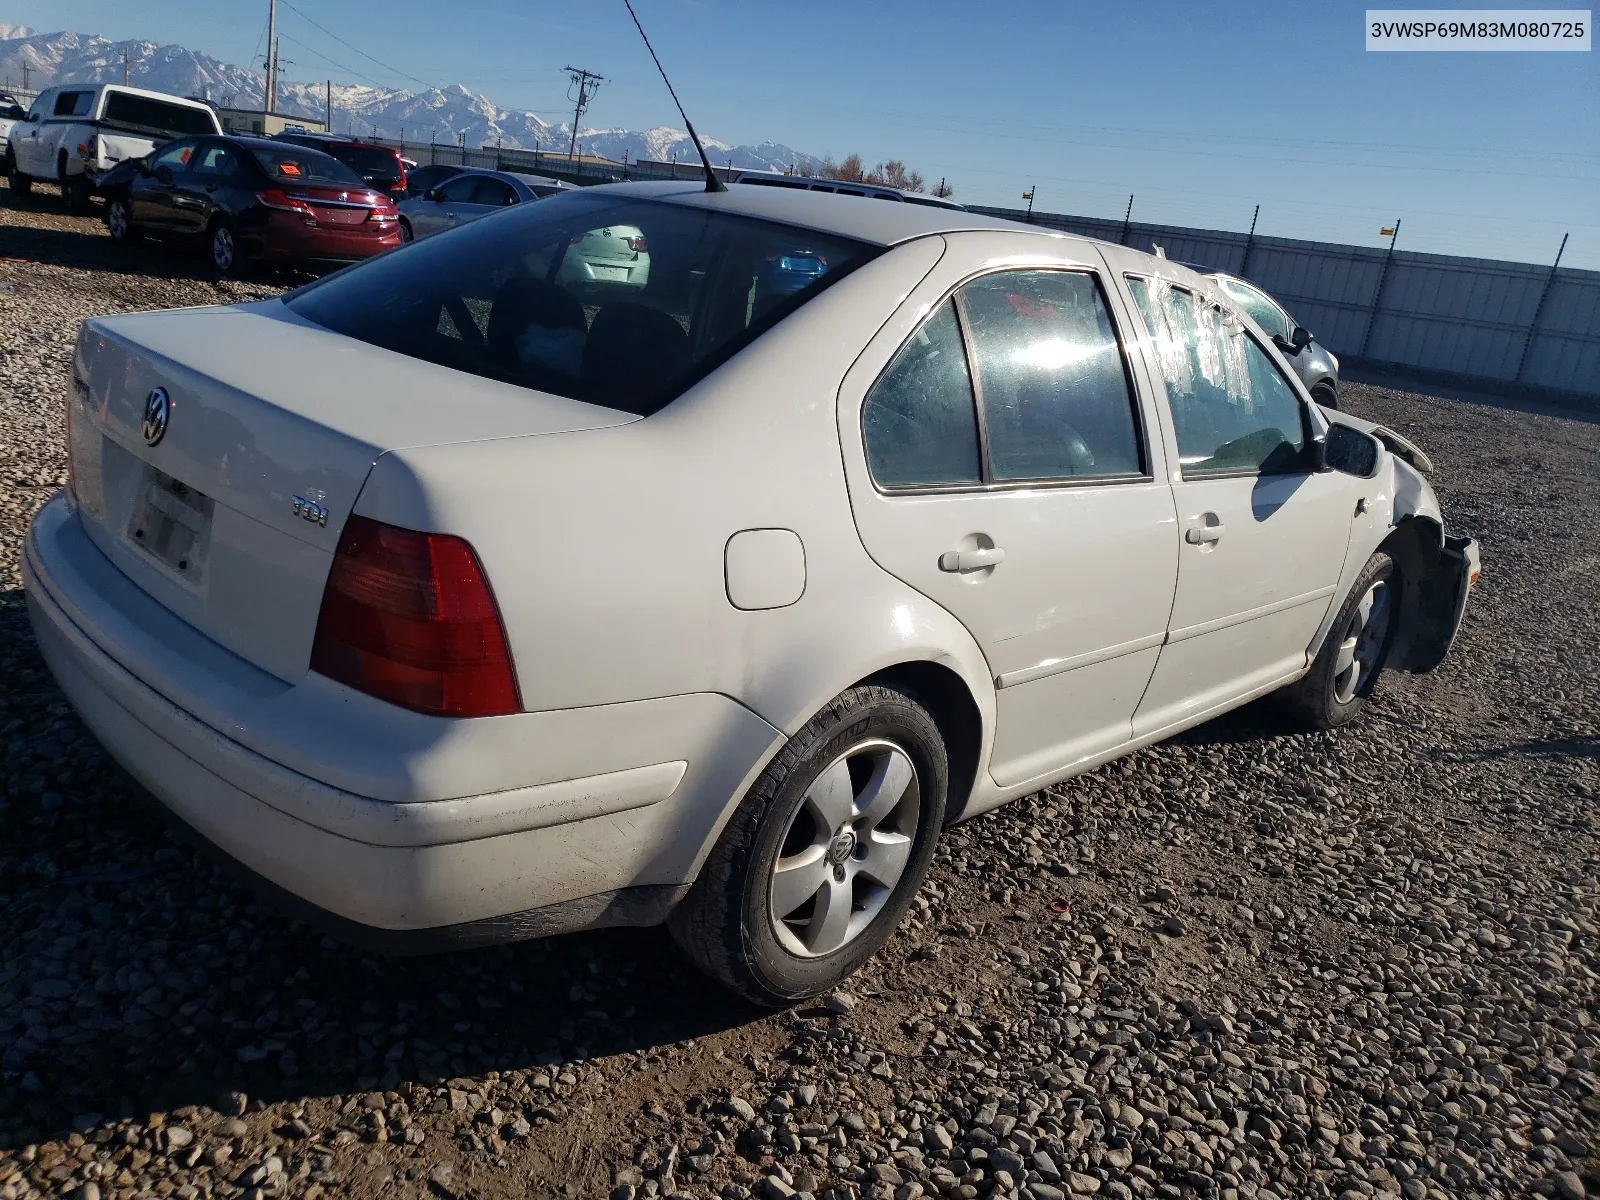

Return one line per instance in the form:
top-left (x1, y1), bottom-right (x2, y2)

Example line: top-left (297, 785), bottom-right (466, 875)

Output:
top-left (26, 181), bottom-right (1478, 1003)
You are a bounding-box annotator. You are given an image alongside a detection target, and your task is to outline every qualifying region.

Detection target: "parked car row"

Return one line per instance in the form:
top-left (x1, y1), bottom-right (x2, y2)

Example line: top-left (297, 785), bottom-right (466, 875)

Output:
top-left (27, 179), bottom-right (1478, 1000)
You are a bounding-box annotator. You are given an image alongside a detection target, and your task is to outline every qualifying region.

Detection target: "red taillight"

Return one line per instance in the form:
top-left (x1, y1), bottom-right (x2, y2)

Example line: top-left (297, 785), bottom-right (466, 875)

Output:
top-left (310, 515), bottom-right (520, 718)
top-left (625, 235), bottom-right (648, 253)
top-left (256, 188), bottom-right (312, 213)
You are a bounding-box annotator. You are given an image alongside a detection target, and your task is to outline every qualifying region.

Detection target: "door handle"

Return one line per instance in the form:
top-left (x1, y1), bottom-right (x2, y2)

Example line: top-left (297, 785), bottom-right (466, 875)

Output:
top-left (939, 547), bottom-right (1006, 573)
top-left (1185, 515), bottom-right (1225, 545)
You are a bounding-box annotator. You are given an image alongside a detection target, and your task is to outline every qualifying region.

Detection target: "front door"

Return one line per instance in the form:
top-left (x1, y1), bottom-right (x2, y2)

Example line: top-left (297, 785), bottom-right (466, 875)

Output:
top-left (840, 236), bottom-right (1179, 790)
top-left (1116, 270), bottom-right (1361, 736)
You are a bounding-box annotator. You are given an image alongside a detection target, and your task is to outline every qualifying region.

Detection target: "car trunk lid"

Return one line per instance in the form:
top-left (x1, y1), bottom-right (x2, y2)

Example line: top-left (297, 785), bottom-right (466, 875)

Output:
top-left (68, 300), bottom-right (635, 683)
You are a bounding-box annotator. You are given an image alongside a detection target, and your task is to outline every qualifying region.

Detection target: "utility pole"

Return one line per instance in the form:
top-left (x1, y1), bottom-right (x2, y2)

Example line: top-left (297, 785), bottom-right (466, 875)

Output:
top-left (563, 66), bottom-right (604, 160)
top-left (325, 80), bottom-right (332, 132)
top-left (265, 0), bottom-right (277, 112)
top-left (21, 63), bottom-right (29, 93)
top-left (1119, 194), bottom-right (1134, 246)
top-left (1023, 185), bottom-right (1036, 222)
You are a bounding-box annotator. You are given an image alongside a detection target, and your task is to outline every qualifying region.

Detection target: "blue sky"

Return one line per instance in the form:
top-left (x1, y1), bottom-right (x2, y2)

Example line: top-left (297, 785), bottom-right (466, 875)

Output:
top-left (11, 0), bottom-right (1599, 266)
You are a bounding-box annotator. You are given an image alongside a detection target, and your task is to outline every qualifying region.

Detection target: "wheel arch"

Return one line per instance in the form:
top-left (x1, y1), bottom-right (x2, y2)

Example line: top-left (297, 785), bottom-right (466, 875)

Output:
top-left (1379, 513), bottom-right (1446, 671)
top-left (861, 658), bottom-right (983, 825)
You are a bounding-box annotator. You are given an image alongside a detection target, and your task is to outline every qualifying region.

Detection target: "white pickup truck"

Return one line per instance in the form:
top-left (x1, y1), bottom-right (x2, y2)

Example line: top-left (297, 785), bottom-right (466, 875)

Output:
top-left (6, 83), bottom-right (221, 213)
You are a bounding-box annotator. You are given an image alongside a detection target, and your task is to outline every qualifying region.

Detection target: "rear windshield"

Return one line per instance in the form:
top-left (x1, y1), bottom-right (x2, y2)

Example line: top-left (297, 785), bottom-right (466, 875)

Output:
top-left (286, 192), bottom-right (879, 416)
top-left (326, 143), bottom-right (402, 182)
top-left (102, 92), bottom-right (218, 137)
top-left (249, 146), bottom-right (364, 186)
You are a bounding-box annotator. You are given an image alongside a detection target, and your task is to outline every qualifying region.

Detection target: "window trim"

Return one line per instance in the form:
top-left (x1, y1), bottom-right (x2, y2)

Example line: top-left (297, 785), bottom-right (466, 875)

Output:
top-left (864, 265), bottom-right (1155, 497)
top-left (1123, 272), bottom-right (1316, 481)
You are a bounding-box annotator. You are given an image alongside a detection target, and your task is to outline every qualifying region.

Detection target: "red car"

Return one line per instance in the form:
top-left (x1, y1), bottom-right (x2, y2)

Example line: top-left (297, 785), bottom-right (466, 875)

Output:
top-left (100, 135), bottom-right (402, 274)
top-left (273, 130), bottom-right (408, 201)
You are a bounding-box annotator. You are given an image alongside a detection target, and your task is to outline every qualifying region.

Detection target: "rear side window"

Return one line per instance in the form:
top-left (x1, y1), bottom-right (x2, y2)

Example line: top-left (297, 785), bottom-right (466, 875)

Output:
top-left (191, 143), bottom-right (240, 177)
top-left (101, 92), bottom-right (217, 136)
top-left (55, 91), bottom-right (94, 117)
top-left (1127, 275), bottom-right (1307, 475)
top-left (958, 270), bottom-right (1143, 481)
top-left (862, 300), bottom-right (982, 487)
top-left (286, 193), bottom-right (879, 417)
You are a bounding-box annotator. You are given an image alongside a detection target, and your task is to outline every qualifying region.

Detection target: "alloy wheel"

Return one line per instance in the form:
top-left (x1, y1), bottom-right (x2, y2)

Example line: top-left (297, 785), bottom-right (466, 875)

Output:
top-left (211, 226), bottom-right (235, 271)
top-left (1332, 579), bottom-right (1391, 704)
top-left (768, 739), bottom-right (920, 958)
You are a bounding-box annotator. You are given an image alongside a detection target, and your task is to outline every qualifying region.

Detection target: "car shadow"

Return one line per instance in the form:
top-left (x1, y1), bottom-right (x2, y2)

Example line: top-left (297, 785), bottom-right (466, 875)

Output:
top-left (0, 190), bottom-right (307, 285)
top-left (0, 593), bottom-right (766, 1149)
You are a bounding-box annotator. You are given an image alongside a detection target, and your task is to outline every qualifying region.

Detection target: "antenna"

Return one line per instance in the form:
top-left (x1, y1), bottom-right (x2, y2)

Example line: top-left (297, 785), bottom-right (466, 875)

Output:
top-left (622, 0), bottom-right (725, 193)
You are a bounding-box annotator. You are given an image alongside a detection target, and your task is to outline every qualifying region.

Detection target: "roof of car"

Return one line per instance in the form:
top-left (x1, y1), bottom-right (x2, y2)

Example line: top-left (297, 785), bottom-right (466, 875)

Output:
top-left (578, 179), bottom-right (1073, 249)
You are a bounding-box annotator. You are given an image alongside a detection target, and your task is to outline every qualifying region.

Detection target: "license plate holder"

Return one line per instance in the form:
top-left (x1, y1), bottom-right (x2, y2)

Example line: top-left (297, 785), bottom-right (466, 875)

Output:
top-left (126, 466), bottom-right (213, 587)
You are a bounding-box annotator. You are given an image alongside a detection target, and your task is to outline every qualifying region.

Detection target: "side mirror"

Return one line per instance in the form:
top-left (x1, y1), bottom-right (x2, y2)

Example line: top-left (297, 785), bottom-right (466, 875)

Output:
top-left (153, 164), bottom-right (175, 186)
top-left (1290, 325), bottom-right (1313, 352)
top-left (424, 187), bottom-right (442, 202)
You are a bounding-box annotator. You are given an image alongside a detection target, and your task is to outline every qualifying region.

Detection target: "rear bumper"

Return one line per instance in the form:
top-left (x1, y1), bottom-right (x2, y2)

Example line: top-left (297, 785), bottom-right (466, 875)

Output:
top-left (251, 212), bottom-right (401, 264)
top-left (23, 493), bottom-right (783, 944)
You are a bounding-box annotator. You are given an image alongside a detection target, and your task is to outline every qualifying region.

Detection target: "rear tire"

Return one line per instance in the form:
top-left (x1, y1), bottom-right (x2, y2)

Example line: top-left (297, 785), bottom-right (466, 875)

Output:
top-left (399, 218), bottom-right (413, 243)
top-left (105, 195), bottom-right (138, 244)
top-left (7, 155), bottom-right (31, 196)
top-left (208, 219), bottom-right (239, 275)
top-left (62, 172), bottom-right (91, 215)
top-left (668, 684), bottom-right (947, 1005)
top-left (1278, 551), bottom-right (1397, 730)
top-left (1311, 382), bottom-right (1339, 410)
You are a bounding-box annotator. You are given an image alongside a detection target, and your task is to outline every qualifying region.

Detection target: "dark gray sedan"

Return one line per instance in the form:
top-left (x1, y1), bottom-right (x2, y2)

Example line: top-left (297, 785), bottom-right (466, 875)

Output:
top-left (397, 168), bottom-right (572, 243)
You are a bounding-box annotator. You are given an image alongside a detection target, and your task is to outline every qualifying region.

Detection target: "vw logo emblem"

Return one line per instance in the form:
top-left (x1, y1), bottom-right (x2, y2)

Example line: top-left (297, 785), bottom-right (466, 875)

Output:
top-left (141, 387), bottom-right (170, 447)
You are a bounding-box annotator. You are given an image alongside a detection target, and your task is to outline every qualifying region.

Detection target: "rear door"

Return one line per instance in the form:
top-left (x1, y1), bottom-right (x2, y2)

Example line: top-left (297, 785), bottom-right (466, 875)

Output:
top-left (1114, 264), bottom-right (1362, 735)
top-left (171, 139), bottom-right (239, 236)
top-left (129, 138), bottom-right (198, 233)
top-left (839, 233), bottom-right (1179, 790)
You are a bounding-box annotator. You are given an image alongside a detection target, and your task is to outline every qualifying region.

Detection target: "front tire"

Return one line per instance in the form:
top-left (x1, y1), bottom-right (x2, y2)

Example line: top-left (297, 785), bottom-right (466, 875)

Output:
top-left (668, 684), bottom-right (947, 1005)
top-left (7, 155), bottom-right (31, 196)
top-left (1311, 382), bottom-right (1340, 410)
top-left (1279, 551), bottom-right (1397, 730)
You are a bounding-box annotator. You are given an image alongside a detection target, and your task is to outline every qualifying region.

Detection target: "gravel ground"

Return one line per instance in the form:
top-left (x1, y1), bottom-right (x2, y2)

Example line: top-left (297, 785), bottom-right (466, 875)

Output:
top-left (1, 185), bottom-right (1597, 1200)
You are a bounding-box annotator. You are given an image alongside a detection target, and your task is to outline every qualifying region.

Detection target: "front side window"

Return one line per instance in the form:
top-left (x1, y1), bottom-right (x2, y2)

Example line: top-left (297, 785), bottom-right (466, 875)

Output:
top-left (286, 193), bottom-right (879, 417)
top-left (862, 300), bottom-right (982, 487)
top-left (1126, 275), bottom-right (1306, 475)
top-left (471, 178), bottom-right (518, 207)
top-left (436, 175), bottom-right (482, 203)
top-left (1216, 277), bottom-right (1289, 340)
top-left (958, 270), bottom-right (1142, 481)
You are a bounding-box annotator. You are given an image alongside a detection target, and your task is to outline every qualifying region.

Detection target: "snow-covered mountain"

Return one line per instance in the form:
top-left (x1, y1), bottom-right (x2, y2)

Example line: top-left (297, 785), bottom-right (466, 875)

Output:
top-left (0, 26), bottom-right (819, 173)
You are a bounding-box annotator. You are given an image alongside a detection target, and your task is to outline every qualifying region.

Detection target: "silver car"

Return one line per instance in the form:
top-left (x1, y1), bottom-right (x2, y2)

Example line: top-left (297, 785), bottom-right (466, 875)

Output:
top-left (397, 168), bottom-right (572, 242)
top-left (1206, 272), bottom-right (1342, 408)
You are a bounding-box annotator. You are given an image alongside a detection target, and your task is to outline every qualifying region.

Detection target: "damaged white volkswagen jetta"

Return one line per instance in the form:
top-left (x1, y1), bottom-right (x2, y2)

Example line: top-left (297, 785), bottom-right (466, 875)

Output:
top-left (26, 181), bottom-right (1478, 1004)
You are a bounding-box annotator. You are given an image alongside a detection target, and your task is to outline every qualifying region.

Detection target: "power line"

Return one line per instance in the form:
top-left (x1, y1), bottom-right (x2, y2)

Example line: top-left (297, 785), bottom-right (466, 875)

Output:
top-left (278, 32), bottom-right (387, 89)
top-left (276, 0), bottom-right (437, 91)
